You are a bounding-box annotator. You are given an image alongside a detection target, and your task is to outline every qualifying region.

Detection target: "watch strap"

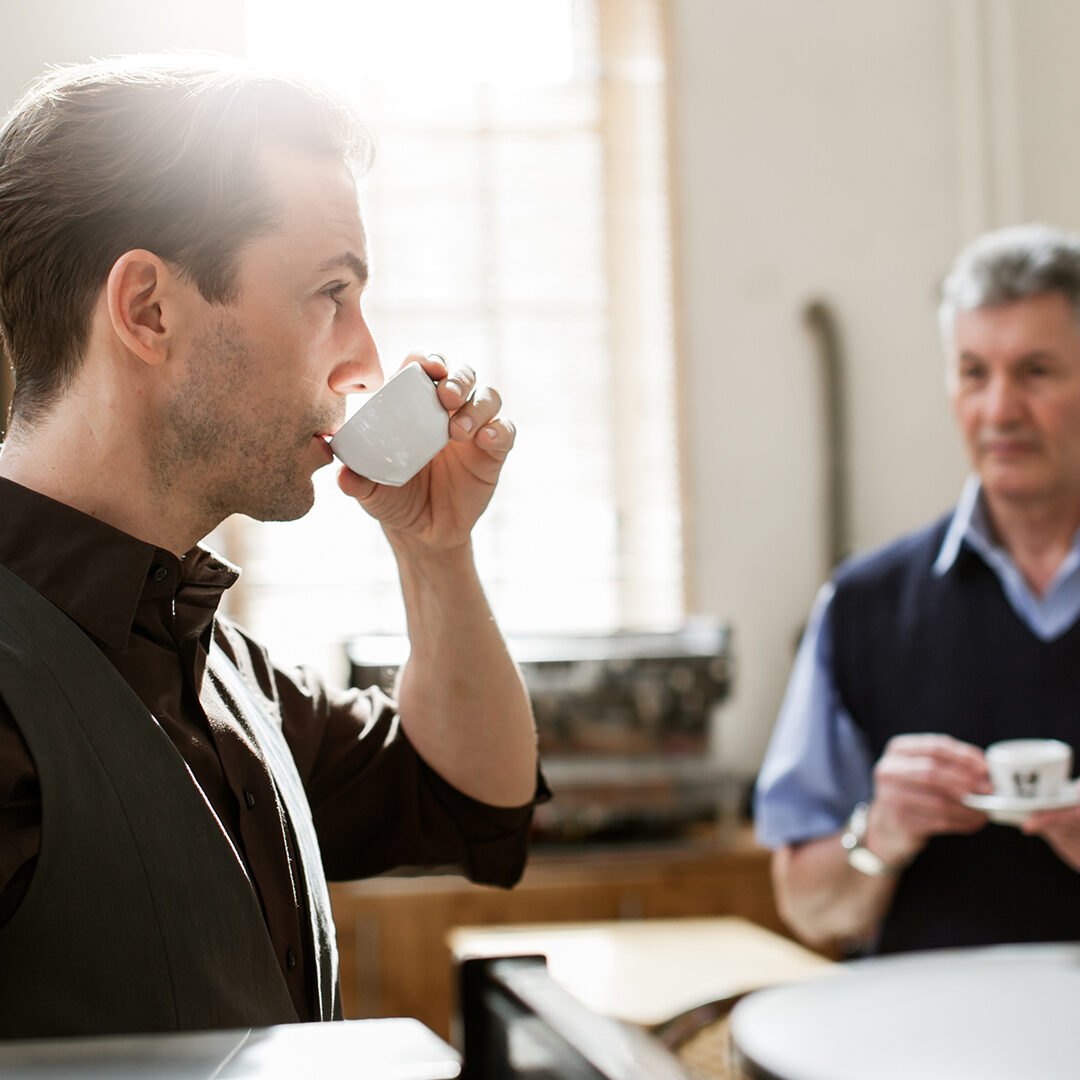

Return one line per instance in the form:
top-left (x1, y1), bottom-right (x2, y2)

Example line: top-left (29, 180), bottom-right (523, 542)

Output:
top-left (841, 801), bottom-right (902, 877)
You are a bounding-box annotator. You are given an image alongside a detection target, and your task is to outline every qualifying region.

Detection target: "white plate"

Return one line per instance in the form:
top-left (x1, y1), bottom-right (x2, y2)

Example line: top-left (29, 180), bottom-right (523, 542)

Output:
top-left (962, 782), bottom-right (1080, 826)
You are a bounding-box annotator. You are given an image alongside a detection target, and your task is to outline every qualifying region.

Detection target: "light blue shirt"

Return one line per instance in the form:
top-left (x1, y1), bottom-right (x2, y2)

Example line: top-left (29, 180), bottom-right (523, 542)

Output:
top-left (754, 476), bottom-right (1080, 848)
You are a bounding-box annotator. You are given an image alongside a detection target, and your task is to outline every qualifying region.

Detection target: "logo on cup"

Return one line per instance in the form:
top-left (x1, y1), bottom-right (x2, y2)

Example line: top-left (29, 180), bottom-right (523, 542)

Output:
top-left (986, 739), bottom-right (1073, 801)
top-left (1012, 770), bottom-right (1041, 798)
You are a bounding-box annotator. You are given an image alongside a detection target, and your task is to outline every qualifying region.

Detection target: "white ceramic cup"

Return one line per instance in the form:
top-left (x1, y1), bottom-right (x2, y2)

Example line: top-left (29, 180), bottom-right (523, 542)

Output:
top-left (329, 361), bottom-right (450, 486)
top-left (985, 738), bottom-right (1073, 799)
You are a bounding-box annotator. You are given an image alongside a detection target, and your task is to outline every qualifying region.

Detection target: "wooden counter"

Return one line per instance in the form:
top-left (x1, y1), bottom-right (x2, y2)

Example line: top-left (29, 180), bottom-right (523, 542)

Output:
top-left (329, 830), bottom-right (787, 1039)
top-left (451, 915), bottom-right (833, 1032)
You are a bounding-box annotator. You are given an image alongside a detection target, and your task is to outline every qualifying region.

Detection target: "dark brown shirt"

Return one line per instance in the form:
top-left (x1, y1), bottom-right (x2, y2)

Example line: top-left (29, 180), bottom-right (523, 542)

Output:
top-left (0, 477), bottom-right (536, 1020)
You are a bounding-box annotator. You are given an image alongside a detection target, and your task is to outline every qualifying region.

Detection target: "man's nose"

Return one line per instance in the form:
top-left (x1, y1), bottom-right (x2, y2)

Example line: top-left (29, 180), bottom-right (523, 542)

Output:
top-left (329, 320), bottom-right (384, 396)
top-left (985, 375), bottom-right (1024, 424)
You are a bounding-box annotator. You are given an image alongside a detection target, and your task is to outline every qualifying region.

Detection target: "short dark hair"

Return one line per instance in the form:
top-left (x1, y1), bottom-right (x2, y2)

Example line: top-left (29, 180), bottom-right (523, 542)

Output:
top-left (939, 223), bottom-right (1080, 340)
top-left (0, 52), bottom-right (372, 425)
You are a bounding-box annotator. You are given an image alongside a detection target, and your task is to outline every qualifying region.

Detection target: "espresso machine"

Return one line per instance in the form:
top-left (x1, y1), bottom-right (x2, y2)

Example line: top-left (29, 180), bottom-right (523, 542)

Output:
top-left (347, 617), bottom-right (734, 850)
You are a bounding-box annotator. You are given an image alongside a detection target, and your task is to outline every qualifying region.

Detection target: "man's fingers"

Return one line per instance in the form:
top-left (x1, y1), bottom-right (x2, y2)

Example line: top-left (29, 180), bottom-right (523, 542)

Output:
top-left (877, 734), bottom-right (992, 799)
top-left (1023, 805), bottom-right (1080, 833)
top-left (450, 385), bottom-right (502, 441)
top-left (337, 465), bottom-right (378, 501)
top-left (876, 755), bottom-right (989, 801)
top-left (880, 787), bottom-right (987, 837)
top-left (886, 733), bottom-right (988, 769)
top-left (475, 417), bottom-right (516, 458)
top-left (873, 735), bottom-right (994, 844)
top-left (433, 360), bottom-right (477, 412)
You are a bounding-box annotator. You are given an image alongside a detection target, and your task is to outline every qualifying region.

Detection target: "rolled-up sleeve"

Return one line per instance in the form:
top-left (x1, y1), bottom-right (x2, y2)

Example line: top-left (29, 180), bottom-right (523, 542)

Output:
top-left (274, 661), bottom-right (545, 889)
top-left (753, 583), bottom-right (874, 848)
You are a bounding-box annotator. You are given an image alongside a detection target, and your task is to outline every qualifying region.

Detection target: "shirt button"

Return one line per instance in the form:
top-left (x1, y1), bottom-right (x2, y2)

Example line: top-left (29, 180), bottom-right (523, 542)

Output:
top-left (286, 947), bottom-right (297, 970)
top-left (244, 789), bottom-right (256, 809)
top-left (151, 565), bottom-right (169, 583)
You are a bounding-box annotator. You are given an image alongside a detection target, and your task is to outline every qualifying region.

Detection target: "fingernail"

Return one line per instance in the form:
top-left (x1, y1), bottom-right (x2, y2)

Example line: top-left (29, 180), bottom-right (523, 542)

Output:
top-left (456, 415), bottom-right (474, 433)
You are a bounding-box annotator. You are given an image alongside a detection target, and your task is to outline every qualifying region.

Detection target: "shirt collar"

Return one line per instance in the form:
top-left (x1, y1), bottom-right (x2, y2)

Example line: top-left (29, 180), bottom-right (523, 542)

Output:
top-left (932, 474), bottom-right (985, 576)
top-left (0, 476), bottom-right (238, 652)
top-left (933, 472), bottom-right (1080, 587)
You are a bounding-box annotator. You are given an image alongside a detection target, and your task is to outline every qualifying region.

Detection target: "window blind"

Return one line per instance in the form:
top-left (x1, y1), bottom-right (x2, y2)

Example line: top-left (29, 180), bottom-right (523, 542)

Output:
top-left (226, 0), bottom-right (683, 680)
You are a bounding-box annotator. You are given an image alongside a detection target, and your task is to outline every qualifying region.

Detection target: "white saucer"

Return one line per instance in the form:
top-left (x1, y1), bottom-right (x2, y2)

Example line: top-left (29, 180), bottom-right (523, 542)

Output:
top-left (962, 782), bottom-right (1080, 826)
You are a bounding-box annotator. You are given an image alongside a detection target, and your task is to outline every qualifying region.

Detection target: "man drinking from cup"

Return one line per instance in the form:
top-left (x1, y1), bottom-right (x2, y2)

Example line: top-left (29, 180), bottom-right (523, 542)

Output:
top-left (0, 54), bottom-right (541, 1038)
top-left (755, 224), bottom-right (1080, 954)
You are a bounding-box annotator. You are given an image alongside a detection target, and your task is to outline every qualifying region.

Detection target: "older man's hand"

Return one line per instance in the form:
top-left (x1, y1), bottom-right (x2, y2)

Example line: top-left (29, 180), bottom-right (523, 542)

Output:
top-left (1022, 806), bottom-right (1080, 871)
top-left (865, 733), bottom-right (994, 867)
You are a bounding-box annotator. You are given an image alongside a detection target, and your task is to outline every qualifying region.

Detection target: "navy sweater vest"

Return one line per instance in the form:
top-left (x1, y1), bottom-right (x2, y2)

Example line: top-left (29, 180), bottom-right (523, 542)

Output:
top-left (831, 516), bottom-right (1080, 953)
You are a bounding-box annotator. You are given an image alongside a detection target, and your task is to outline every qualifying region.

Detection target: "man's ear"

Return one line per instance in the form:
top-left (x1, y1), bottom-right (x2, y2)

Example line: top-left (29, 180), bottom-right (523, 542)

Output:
top-left (104, 250), bottom-right (179, 366)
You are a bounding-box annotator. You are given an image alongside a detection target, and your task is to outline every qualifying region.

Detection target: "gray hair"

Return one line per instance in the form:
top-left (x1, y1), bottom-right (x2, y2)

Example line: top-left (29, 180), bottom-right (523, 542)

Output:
top-left (938, 223), bottom-right (1080, 341)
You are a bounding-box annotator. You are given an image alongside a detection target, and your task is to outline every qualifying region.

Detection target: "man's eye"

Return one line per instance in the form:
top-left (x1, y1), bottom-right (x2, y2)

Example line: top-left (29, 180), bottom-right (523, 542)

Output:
top-left (323, 283), bottom-right (348, 306)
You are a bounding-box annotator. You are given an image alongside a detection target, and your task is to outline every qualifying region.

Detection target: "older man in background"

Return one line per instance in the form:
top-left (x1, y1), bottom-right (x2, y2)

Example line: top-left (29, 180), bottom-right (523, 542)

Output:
top-left (755, 223), bottom-right (1080, 954)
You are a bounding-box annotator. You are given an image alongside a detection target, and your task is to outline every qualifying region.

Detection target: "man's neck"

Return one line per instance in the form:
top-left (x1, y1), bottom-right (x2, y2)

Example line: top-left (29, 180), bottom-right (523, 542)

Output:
top-left (982, 491), bottom-right (1080, 596)
top-left (0, 408), bottom-right (207, 557)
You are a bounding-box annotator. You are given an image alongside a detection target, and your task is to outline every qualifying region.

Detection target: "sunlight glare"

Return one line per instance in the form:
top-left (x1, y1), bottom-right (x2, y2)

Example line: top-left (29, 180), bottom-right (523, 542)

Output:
top-left (245, 0), bottom-right (576, 88)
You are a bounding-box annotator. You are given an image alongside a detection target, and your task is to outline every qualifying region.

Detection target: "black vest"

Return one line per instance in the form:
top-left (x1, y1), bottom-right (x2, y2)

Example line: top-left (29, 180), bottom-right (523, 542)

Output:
top-left (0, 560), bottom-right (338, 1038)
top-left (832, 517), bottom-right (1080, 953)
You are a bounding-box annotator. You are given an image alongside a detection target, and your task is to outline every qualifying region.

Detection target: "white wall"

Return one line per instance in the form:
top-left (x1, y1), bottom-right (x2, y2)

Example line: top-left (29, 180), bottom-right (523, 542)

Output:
top-left (0, 0), bottom-right (243, 107)
top-left (1013, 5), bottom-right (1080, 229)
top-left (670, 0), bottom-right (1080, 777)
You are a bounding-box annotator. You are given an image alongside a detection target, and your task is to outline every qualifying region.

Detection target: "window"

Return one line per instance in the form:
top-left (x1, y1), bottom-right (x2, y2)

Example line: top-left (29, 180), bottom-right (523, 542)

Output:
top-left (224, 0), bottom-right (682, 680)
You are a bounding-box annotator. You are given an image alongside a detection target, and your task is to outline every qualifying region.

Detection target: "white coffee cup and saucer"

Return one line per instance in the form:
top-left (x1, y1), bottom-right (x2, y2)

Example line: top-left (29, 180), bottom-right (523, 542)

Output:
top-left (962, 738), bottom-right (1080, 826)
top-left (329, 360), bottom-right (450, 487)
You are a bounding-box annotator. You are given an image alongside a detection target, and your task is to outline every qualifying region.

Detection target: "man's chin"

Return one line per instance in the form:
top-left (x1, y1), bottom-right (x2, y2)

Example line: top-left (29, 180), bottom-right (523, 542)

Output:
top-left (244, 481), bottom-right (317, 523)
top-left (979, 470), bottom-right (1055, 506)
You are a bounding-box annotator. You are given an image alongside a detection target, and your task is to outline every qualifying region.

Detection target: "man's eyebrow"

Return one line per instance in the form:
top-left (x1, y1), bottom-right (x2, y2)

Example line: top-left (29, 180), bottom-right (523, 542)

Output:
top-left (958, 348), bottom-right (1057, 363)
top-left (317, 253), bottom-right (369, 285)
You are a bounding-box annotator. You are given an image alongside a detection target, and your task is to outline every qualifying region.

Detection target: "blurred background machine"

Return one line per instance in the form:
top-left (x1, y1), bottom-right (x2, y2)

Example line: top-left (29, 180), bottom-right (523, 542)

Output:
top-left (347, 619), bottom-right (735, 851)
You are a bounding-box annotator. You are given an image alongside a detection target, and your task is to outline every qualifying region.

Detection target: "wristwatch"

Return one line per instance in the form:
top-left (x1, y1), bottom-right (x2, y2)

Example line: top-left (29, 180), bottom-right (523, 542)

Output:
top-left (841, 802), bottom-right (902, 877)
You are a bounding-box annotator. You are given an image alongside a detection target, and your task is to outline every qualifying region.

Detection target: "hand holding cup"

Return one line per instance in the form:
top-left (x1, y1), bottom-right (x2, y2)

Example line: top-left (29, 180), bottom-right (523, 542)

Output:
top-left (335, 353), bottom-right (516, 550)
top-left (330, 361), bottom-right (449, 487)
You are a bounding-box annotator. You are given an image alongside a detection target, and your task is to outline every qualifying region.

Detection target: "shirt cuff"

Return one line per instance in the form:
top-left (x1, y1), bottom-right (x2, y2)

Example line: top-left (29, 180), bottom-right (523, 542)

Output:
top-left (421, 762), bottom-right (551, 888)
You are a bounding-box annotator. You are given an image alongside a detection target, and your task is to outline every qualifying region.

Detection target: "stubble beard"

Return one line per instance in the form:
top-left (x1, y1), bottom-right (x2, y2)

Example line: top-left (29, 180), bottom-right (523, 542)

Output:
top-left (151, 317), bottom-right (330, 529)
